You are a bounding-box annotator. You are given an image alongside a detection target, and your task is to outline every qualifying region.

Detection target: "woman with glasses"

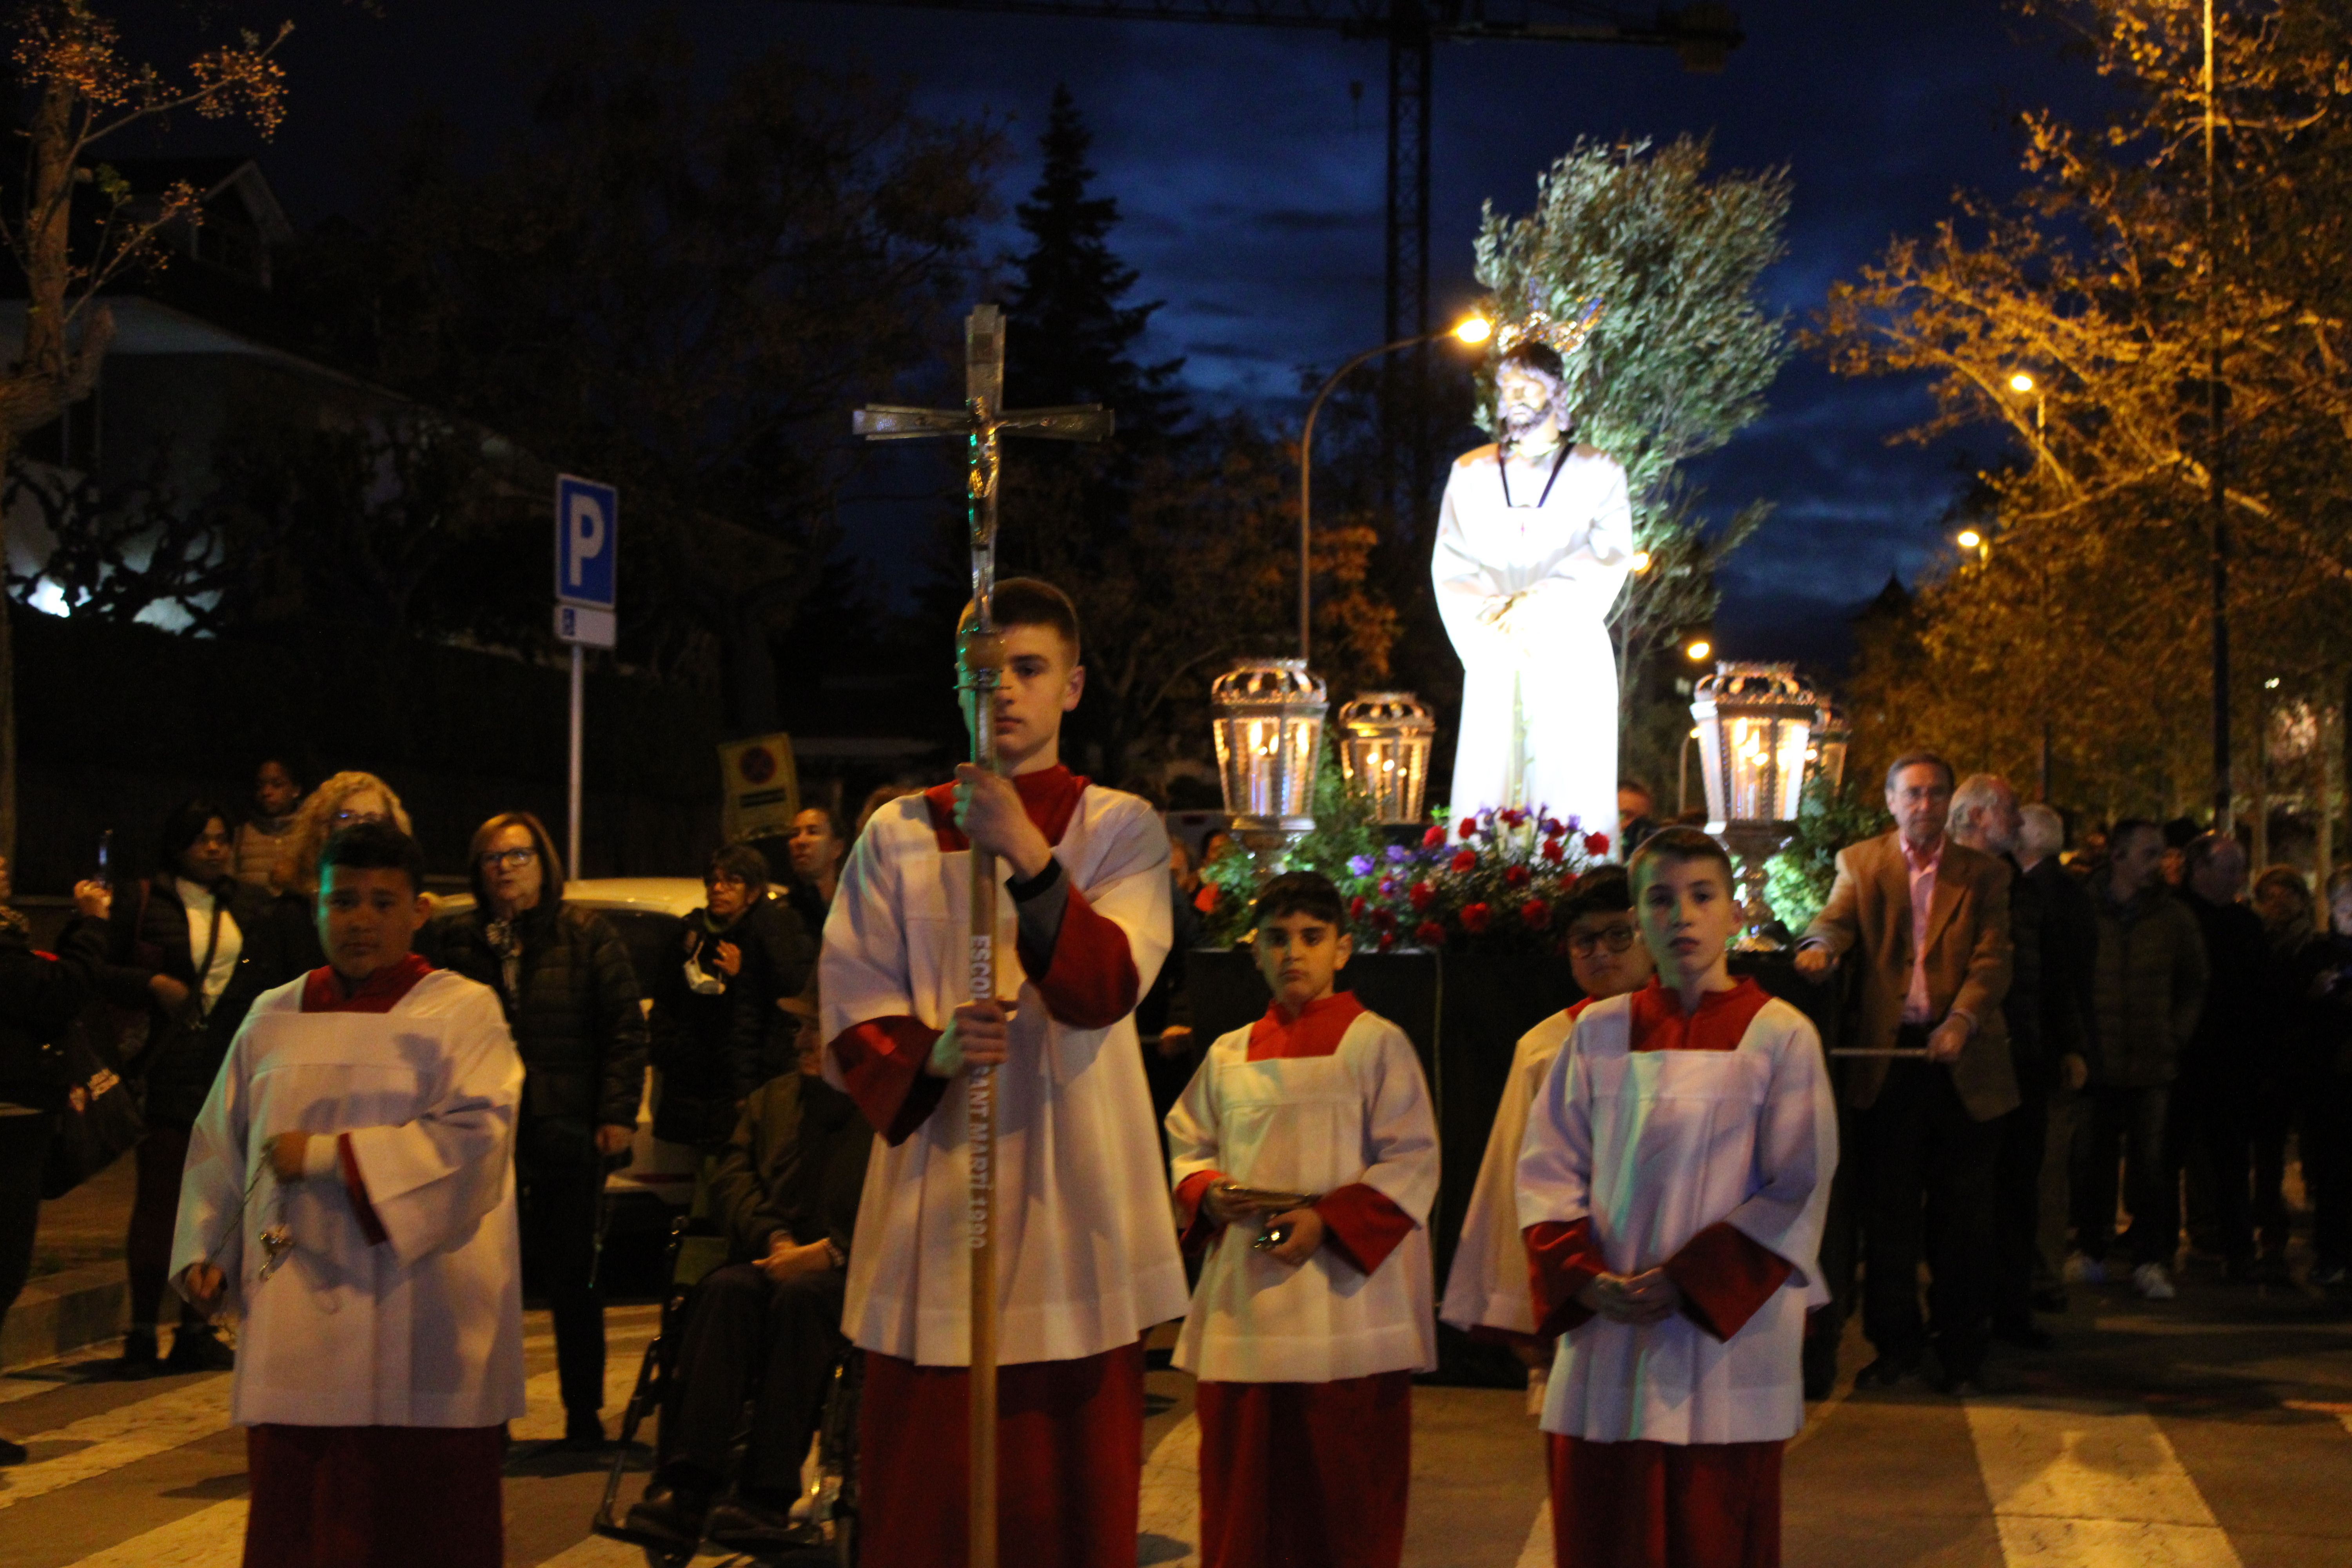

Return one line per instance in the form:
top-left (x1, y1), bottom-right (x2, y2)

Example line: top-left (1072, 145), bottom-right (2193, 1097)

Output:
top-left (94, 800), bottom-right (273, 1377)
top-left (432, 811), bottom-right (649, 1449)
top-left (251, 771), bottom-right (416, 982)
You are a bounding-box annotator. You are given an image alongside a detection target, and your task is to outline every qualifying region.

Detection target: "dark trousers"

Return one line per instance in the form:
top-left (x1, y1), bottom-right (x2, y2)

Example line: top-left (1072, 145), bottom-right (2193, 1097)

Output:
top-left (0, 1111), bottom-right (54, 1328)
top-left (128, 1121), bottom-right (202, 1330)
top-left (1857, 1049), bottom-right (2001, 1370)
top-left (2073, 1085), bottom-right (2173, 1266)
top-left (2309, 1072), bottom-right (2352, 1270)
top-left (519, 1156), bottom-right (606, 1416)
top-left (2165, 1062), bottom-right (2254, 1265)
top-left (2249, 1072), bottom-right (2294, 1259)
top-left (659, 1261), bottom-right (847, 1497)
top-left (1992, 1067), bottom-right (2048, 1329)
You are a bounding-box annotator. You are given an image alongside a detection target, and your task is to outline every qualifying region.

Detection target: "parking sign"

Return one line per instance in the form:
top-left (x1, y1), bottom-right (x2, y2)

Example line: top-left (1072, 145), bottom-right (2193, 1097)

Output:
top-left (555, 475), bottom-right (618, 610)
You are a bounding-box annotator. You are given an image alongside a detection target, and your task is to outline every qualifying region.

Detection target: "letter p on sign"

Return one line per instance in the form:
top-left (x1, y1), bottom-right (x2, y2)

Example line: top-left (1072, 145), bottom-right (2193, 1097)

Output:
top-left (555, 475), bottom-right (618, 610)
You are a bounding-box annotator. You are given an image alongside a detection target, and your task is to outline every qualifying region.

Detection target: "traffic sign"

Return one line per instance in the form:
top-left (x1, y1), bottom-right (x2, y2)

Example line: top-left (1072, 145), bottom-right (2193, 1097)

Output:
top-left (555, 475), bottom-right (618, 610)
top-left (555, 603), bottom-right (617, 648)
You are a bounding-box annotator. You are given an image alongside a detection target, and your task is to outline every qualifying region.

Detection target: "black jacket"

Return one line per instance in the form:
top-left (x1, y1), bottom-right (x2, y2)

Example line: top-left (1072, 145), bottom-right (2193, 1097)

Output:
top-left (648, 906), bottom-right (771, 1147)
top-left (2180, 888), bottom-right (2274, 1073)
top-left (431, 900), bottom-right (650, 1146)
top-left (91, 874), bottom-right (274, 1126)
top-left (2026, 856), bottom-right (2097, 1076)
top-left (706, 1071), bottom-right (871, 1266)
top-left (0, 915), bottom-right (107, 1110)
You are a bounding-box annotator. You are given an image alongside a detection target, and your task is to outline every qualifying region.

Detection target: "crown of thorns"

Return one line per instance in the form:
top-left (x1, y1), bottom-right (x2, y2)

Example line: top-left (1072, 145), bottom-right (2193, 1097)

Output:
top-left (1495, 289), bottom-right (1604, 357)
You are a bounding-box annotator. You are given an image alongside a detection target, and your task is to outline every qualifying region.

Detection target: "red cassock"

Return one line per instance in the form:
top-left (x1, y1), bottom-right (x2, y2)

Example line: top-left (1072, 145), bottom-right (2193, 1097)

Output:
top-left (1167, 995), bottom-right (1441, 1568)
top-left (1518, 980), bottom-right (1838, 1568)
top-left (821, 766), bottom-right (1188, 1568)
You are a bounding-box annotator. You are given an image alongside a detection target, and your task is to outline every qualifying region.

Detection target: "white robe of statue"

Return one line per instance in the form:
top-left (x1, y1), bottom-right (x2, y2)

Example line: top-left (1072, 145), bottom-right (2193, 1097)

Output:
top-left (1432, 440), bottom-right (1633, 837)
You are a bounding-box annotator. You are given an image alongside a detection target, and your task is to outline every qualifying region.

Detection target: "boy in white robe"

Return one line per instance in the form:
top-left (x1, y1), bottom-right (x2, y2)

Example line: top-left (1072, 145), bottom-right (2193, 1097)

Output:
top-left (1166, 871), bottom-right (1439, 1568)
top-left (820, 578), bottom-right (1187, 1568)
top-left (171, 822), bottom-right (526, 1568)
top-left (1517, 828), bottom-right (1836, 1568)
top-left (1443, 866), bottom-right (1654, 1400)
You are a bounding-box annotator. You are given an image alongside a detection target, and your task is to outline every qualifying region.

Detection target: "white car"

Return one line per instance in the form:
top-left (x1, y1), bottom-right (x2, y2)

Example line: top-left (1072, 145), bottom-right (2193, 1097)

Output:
top-left (430, 877), bottom-right (710, 1217)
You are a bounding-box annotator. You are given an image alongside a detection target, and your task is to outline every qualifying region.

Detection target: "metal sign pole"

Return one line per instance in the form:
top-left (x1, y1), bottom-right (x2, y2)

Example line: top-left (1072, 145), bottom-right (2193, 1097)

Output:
top-left (568, 642), bottom-right (585, 877)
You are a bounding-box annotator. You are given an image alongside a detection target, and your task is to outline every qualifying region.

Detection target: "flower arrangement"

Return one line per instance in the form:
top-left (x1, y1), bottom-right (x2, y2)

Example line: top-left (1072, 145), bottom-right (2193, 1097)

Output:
top-left (1196, 758), bottom-right (1608, 955)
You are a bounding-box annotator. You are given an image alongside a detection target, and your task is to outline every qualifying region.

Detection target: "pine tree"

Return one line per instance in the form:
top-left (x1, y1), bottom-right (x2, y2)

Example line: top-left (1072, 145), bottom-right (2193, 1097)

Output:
top-left (1004, 86), bottom-right (1186, 443)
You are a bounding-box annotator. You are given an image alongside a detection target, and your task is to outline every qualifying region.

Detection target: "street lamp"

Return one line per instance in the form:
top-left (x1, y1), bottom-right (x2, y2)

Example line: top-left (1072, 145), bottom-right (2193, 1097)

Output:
top-left (1685, 637), bottom-right (1712, 662)
top-left (1955, 528), bottom-right (1989, 565)
top-left (1296, 315), bottom-right (1492, 661)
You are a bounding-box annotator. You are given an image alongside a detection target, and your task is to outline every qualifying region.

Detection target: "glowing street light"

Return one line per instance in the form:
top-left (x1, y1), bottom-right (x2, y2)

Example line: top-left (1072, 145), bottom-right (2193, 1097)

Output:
top-left (1631, 550), bottom-right (1653, 572)
top-left (1685, 638), bottom-right (1713, 662)
top-left (1452, 316), bottom-right (1494, 346)
top-left (1955, 528), bottom-right (1984, 550)
top-left (2008, 372), bottom-right (2036, 394)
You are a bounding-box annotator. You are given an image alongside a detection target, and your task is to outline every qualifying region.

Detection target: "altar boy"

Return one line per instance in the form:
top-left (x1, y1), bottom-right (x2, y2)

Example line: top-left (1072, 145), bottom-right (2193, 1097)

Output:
top-left (1517, 827), bottom-right (1835, 1568)
top-left (172, 822), bottom-right (526, 1568)
top-left (1166, 871), bottom-right (1439, 1568)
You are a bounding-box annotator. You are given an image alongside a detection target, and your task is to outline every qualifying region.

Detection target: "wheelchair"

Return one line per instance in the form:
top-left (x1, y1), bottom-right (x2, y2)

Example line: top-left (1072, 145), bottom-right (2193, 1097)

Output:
top-left (592, 1172), bottom-right (860, 1565)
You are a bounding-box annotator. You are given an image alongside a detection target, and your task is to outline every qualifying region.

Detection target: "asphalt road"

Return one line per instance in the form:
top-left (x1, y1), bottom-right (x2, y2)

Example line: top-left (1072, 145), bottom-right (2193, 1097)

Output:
top-left (4, 1268), bottom-right (2350, 1568)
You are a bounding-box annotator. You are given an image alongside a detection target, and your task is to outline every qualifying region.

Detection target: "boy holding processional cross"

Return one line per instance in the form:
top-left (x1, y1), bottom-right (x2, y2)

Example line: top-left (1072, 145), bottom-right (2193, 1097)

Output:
top-left (1165, 871), bottom-right (1440, 1568)
top-left (1517, 827), bottom-right (1836, 1568)
top-left (820, 577), bottom-right (1187, 1568)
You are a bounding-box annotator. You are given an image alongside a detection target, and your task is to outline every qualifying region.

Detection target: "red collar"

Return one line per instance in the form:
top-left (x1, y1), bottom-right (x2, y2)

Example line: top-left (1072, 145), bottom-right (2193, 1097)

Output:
top-left (1625, 976), bottom-right (1772, 1053)
top-left (301, 953), bottom-right (433, 1013)
top-left (924, 764), bottom-right (1090, 852)
top-left (1247, 991), bottom-right (1366, 1061)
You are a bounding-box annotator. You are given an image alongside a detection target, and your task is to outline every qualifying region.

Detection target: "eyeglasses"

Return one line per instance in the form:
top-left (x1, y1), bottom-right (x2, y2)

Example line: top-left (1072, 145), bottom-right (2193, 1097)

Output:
top-left (1567, 924), bottom-right (1639, 958)
top-left (331, 808), bottom-right (388, 828)
top-left (478, 847), bottom-right (539, 871)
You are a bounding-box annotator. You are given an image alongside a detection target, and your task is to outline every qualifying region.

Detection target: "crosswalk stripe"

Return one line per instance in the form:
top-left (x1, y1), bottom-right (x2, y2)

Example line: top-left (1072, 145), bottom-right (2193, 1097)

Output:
top-left (1965, 1399), bottom-right (2243, 1568)
top-left (1136, 1411), bottom-right (1200, 1568)
top-left (62, 1498), bottom-right (249, 1568)
top-left (0, 1374), bottom-right (234, 1512)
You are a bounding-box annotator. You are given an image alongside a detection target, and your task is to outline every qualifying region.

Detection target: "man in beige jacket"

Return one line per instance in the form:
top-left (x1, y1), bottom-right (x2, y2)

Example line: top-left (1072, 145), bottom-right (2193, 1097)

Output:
top-left (1797, 753), bottom-right (2017, 1394)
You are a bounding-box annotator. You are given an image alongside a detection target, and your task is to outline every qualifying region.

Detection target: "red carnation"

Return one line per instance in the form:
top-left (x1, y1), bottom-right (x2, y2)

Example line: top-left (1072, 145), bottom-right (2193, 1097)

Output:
top-left (1504, 864), bottom-right (1530, 888)
top-left (1500, 807), bottom-right (1527, 828)
top-left (1461, 901), bottom-right (1493, 934)
top-left (1521, 897), bottom-right (1552, 930)
top-left (1584, 832), bottom-right (1612, 857)
top-left (1541, 837), bottom-right (1565, 864)
top-left (1450, 848), bottom-right (1477, 874)
top-left (1377, 929), bottom-right (1397, 951)
top-left (1415, 920), bottom-right (1447, 947)
top-left (1349, 895), bottom-right (1369, 921)
top-left (1541, 816), bottom-right (1564, 836)
top-left (1459, 818), bottom-right (1479, 840)
top-left (1373, 906), bottom-right (1397, 928)
top-left (1409, 880), bottom-right (1436, 911)
top-left (1423, 825), bottom-right (1447, 849)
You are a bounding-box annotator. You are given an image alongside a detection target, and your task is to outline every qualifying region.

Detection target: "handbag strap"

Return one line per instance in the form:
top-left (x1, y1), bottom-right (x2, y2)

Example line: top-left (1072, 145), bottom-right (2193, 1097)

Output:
top-left (192, 896), bottom-right (225, 1016)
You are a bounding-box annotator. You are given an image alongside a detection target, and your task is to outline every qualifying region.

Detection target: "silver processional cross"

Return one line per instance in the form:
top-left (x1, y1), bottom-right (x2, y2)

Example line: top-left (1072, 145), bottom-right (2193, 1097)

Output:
top-left (851, 303), bottom-right (1111, 1568)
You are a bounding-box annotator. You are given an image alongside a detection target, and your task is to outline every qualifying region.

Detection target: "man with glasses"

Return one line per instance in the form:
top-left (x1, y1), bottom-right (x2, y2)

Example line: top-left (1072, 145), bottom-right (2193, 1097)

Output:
top-left (649, 846), bottom-right (815, 1151)
top-left (1444, 867), bottom-right (1655, 1391)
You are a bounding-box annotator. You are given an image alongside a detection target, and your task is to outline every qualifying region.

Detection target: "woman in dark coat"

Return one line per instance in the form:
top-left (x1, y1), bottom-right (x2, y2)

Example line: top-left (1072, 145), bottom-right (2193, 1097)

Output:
top-left (0, 859), bottom-right (111, 1463)
top-left (431, 811), bottom-right (649, 1448)
top-left (647, 845), bottom-right (815, 1151)
top-left (96, 800), bottom-right (271, 1377)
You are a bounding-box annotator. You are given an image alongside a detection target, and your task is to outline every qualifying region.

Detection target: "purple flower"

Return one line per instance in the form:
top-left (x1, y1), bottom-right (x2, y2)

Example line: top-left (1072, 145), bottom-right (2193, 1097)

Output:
top-left (1347, 854), bottom-right (1376, 877)
top-left (1385, 844), bottom-right (1411, 864)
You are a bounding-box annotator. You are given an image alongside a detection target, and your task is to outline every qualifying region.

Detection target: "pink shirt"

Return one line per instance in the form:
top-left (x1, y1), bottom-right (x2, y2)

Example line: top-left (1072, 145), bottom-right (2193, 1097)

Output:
top-left (1900, 834), bottom-right (1942, 1025)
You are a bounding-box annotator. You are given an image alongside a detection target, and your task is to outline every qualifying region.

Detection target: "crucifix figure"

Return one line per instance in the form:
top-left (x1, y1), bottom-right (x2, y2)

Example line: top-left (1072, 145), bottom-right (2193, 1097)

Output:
top-left (852, 304), bottom-right (1112, 1568)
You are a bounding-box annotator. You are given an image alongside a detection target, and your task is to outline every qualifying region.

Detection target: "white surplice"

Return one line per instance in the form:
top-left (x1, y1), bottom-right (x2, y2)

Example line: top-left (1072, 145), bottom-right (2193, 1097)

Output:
top-left (1432, 441), bottom-right (1634, 834)
top-left (1440, 1004), bottom-right (1579, 1337)
top-left (169, 970), bottom-right (528, 1429)
top-left (1167, 1009), bottom-right (1439, 1383)
top-left (820, 785), bottom-right (1190, 1367)
top-left (1517, 991), bottom-right (1836, 1445)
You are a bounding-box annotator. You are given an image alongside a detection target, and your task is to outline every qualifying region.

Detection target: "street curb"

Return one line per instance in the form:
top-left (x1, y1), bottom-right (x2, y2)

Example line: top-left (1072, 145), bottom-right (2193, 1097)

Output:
top-left (2, 1262), bottom-right (125, 1373)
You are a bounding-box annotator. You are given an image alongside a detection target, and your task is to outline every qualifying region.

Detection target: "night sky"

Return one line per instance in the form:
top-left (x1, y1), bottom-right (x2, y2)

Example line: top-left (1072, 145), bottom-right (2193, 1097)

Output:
top-left (246, 0), bottom-right (2108, 669)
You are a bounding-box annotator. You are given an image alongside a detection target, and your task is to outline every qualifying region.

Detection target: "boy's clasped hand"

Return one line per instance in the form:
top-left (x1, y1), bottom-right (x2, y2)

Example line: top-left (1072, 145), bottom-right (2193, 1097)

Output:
top-left (1204, 1181), bottom-right (1327, 1267)
top-left (1574, 1268), bottom-right (1685, 1327)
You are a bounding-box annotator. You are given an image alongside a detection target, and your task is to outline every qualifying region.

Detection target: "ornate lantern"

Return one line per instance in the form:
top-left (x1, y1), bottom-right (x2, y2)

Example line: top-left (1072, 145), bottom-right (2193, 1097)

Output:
top-left (1211, 658), bottom-right (1328, 833)
top-left (1336, 691), bottom-right (1436, 825)
top-left (1691, 663), bottom-right (1818, 829)
top-left (1811, 702), bottom-right (1850, 794)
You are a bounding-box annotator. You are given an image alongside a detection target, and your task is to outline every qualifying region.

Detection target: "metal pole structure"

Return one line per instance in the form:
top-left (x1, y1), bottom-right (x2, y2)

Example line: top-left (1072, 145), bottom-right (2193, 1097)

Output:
top-left (1299, 330), bottom-right (1436, 662)
top-left (567, 644), bottom-right (584, 876)
top-left (2205, 0), bottom-right (2231, 828)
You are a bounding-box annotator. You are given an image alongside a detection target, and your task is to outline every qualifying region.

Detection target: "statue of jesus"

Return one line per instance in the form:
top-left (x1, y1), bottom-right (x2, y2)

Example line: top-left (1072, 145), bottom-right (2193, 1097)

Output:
top-left (1432, 337), bottom-right (1634, 840)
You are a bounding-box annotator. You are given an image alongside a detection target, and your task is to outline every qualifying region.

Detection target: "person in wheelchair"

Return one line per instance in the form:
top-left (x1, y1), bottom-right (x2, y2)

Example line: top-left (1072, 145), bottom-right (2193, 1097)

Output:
top-left (626, 995), bottom-right (870, 1552)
